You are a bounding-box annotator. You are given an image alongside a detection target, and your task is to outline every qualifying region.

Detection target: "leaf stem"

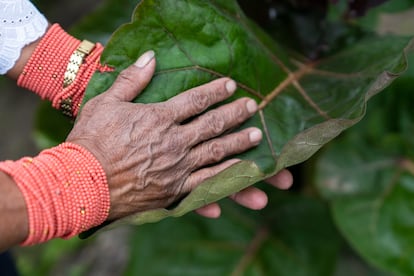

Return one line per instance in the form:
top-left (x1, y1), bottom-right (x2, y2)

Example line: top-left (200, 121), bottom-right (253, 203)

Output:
top-left (258, 63), bottom-right (314, 110)
top-left (231, 226), bottom-right (269, 276)
top-left (156, 65), bottom-right (265, 99)
top-left (399, 158), bottom-right (414, 175)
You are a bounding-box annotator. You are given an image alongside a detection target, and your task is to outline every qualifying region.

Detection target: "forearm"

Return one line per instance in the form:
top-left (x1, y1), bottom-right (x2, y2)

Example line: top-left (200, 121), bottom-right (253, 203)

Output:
top-left (0, 172), bottom-right (28, 252)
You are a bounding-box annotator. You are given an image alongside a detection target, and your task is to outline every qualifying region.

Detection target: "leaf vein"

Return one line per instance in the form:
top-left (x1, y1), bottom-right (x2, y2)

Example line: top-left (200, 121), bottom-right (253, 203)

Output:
top-left (258, 63), bottom-right (314, 110)
top-left (157, 66), bottom-right (265, 99)
top-left (260, 110), bottom-right (278, 163)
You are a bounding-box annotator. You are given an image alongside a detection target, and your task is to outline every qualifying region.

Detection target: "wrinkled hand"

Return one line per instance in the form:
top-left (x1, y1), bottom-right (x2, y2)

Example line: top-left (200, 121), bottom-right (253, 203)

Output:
top-left (67, 51), bottom-right (265, 220)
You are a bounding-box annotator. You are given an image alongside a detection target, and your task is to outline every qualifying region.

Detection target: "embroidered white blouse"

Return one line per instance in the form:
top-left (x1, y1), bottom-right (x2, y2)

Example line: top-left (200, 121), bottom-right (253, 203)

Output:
top-left (0, 0), bottom-right (47, 74)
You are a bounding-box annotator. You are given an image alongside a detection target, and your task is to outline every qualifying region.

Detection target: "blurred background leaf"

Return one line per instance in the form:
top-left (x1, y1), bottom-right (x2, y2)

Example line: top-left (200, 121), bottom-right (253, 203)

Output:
top-left (125, 191), bottom-right (341, 276)
top-left (316, 53), bottom-right (414, 275)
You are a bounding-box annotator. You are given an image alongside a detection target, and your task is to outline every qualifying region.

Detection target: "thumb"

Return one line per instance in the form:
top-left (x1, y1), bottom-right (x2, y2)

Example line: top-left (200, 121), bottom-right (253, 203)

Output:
top-left (104, 50), bottom-right (156, 102)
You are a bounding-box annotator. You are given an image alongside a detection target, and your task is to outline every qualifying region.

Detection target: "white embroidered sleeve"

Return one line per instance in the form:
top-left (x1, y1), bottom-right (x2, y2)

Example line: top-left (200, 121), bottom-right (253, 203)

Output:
top-left (0, 0), bottom-right (48, 74)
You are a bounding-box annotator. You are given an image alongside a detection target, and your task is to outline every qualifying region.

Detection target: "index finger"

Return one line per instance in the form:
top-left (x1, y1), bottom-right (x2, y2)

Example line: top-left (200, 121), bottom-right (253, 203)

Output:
top-left (103, 50), bottom-right (156, 102)
top-left (165, 78), bottom-right (237, 122)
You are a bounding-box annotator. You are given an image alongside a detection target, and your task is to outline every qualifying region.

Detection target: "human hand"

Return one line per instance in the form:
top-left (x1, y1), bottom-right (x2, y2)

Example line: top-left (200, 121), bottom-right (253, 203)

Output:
top-left (66, 50), bottom-right (264, 220)
top-left (195, 169), bottom-right (293, 218)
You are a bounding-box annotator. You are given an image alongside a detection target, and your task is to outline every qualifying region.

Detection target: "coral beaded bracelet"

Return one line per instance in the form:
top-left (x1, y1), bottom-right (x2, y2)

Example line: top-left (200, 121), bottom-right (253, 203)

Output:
top-left (17, 23), bottom-right (112, 117)
top-left (0, 143), bottom-right (110, 246)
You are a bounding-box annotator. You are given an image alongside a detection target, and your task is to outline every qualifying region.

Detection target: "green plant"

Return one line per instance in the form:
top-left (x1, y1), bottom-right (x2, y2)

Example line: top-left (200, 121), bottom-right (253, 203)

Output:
top-left (34, 0), bottom-right (414, 275)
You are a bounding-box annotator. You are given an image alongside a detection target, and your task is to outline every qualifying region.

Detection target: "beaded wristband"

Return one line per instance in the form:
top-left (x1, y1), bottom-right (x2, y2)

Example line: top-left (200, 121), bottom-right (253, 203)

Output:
top-left (17, 23), bottom-right (112, 117)
top-left (0, 143), bottom-right (110, 246)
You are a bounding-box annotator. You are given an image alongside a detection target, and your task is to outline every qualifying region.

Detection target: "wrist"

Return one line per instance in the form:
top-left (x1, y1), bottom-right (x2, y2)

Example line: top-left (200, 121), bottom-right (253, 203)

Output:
top-left (0, 172), bottom-right (28, 250)
top-left (0, 0), bottom-right (48, 76)
top-left (5, 22), bottom-right (50, 80)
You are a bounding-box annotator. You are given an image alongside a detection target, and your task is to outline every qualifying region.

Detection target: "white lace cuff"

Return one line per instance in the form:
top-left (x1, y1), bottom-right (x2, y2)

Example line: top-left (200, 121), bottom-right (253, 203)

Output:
top-left (0, 0), bottom-right (48, 74)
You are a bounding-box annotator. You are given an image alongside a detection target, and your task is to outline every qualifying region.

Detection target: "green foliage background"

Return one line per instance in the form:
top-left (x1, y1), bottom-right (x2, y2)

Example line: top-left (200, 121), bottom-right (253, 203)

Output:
top-left (14, 0), bottom-right (414, 275)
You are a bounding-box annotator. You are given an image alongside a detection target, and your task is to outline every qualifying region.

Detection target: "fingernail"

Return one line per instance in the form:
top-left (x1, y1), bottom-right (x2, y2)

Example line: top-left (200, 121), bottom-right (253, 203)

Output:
top-left (246, 99), bottom-right (258, 114)
top-left (134, 50), bottom-right (155, 68)
top-left (225, 80), bottom-right (237, 94)
top-left (249, 129), bottom-right (262, 144)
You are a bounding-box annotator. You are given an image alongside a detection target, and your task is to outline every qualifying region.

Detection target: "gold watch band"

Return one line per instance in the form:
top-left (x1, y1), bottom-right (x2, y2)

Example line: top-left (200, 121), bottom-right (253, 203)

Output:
top-left (63, 40), bottom-right (96, 88)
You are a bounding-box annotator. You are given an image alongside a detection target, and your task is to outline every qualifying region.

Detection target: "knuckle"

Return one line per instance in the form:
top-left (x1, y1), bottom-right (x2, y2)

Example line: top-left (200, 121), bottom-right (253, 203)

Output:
top-left (147, 105), bottom-right (171, 123)
top-left (234, 104), bottom-right (247, 123)
top-left (117, 69), bottom-right (141, 88)
top-left (204, 111), bottom-right (225, 135)
top-left (164, 129), bottom-right (185, 152)
top-left (159, 103), bottom-right (174, 115)
top-left (190, 90), bottom-right (210, 111)
top-left (207, 141), bottom-right (226, 163)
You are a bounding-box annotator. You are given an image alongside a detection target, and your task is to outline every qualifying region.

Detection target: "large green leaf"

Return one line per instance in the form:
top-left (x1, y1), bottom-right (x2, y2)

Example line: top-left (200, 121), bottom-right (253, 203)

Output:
top-left (317, 140), bottom-right (414, 275)
top-left (124, 192), bottom-right (340, 276)
top-left (80, 0), bottom-right (413, 234)
top-left (316, 62), bottom-right (414, 275)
